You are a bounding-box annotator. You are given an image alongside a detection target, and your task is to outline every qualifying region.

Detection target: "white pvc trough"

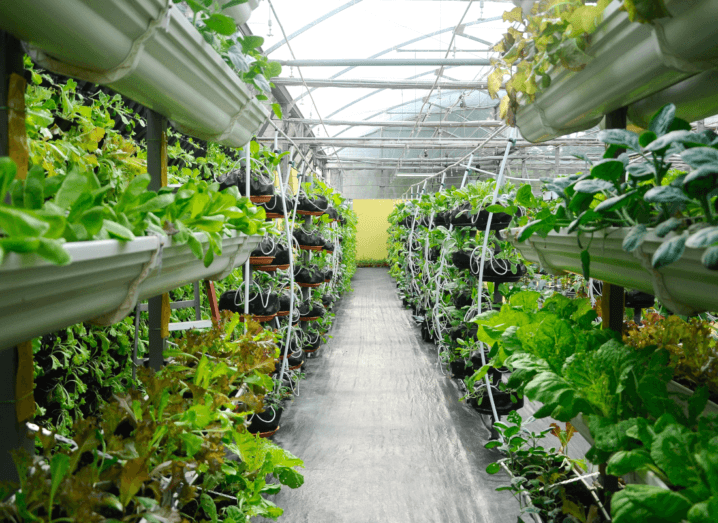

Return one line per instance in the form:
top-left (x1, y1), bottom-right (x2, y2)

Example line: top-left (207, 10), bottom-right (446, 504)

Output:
top-left (0, 0), bottom-right (267, 147)
top-left (0, 232), bottom-right (261, 351)
top-left (516, 0), bottom-right (718, 143)
top-left (506, 227), bottom-right (718, 316)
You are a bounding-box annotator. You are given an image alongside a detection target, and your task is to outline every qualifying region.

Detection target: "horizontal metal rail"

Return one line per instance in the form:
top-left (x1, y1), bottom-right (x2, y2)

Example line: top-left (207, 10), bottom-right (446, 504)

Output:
top-left (284, 118), bottom-right (503, 128)
top-left (272, 77), bottom-right (493, 90)
top-left (275, 58), bottom-right (493, 67)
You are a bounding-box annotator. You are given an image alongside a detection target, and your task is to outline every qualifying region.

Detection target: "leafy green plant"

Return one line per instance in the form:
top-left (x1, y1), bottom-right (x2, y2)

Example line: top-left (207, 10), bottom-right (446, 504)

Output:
top-left (517, 104), bottom-right (718, 274)
top-left (1, 313), bottom-right (304, 523)
top-left (172, 0), bottom-right (283, 114)
top-left (624, 314), bottom-right (718, 397)
top-left (485, 411), bottom-right (599, 523)
top-left (489, 0), bottom-right (671, 124)
top-left (1, 156), bottom-right (267, 265)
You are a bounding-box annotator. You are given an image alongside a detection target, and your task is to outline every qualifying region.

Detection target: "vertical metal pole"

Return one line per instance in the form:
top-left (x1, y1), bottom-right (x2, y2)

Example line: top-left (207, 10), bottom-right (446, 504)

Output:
top-left (476, 128), bottom-right (516, 430)
top-left (193, 281), bottom-right (202, 321)
top-left (599, 107), bottom-right (628, 509)
top-left (0, 31), bottom-right (35, 483)
top-left (602, 108), bottom-right (627, 335)
top-left (147, 110), bottom-right (168, 371)
top-left (460, 154), bottom-right (474, 189)
top-left (554, 146), bottom-right (560, 175)
top-left (244, 142), bottom-right (251, 317)
top-left (278, 147), bottom-right (296, 382)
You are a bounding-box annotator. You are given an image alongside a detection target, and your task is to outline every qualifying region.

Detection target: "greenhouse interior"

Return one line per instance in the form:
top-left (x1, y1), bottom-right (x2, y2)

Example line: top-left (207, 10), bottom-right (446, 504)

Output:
top-left (0, 0), bottom-right (717, 521)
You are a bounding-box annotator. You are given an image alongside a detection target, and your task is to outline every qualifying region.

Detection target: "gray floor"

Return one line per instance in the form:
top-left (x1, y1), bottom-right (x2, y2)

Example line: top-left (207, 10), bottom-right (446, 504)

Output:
top-left (260, 268), bottom-right (522, 523)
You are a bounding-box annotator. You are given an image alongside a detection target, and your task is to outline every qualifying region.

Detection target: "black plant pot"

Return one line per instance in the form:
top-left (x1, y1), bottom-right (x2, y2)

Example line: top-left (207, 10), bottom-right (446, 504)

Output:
top-left (219, 290), bottom-right (280, 317)
top-left (218, 168), bottom-right (275, 197)
top-left (470, 260), bottom-right (527, 283)
top-left (297, 194), bottom-right (329, 213)
top-left (420, 320), bottom-right (434, 343)
top-left (247, 406), bottom-right (283, 434)
top-left (474, 208), bottom-right (514, 231)
top-left (625, 289), bottom-right (655, 309)
top-left (450, 360), bottom-right (472, 380)
top-left (449, 202), bottom-right (477, 228)
top-left (251, 236), bottom-right (278, 258)
top-left (470, 388), bottom-right (524, 416)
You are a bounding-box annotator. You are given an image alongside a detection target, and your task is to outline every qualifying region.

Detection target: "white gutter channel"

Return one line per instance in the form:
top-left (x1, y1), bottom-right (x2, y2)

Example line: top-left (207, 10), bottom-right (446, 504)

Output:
top-left (0, 232), bottom-right (261, 351)
top-left (0, 0), bottom-right (267, 147)
top-left (517, 0), bottom-right (718, 143)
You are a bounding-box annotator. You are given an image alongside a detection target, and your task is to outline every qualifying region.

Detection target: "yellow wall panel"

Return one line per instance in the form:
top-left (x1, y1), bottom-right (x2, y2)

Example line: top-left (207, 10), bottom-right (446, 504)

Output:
top-left (354, 199), bottom-right (400, 260)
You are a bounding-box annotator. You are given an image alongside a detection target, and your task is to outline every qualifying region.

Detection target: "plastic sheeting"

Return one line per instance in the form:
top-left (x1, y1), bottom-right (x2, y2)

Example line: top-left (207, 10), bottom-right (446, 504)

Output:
top-left (259, 268), bottom-right (520, 523)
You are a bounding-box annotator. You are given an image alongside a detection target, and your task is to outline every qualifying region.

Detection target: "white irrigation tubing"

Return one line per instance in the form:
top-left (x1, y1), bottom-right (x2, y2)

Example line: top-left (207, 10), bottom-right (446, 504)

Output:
top-left (476, 127), bottom-right (517, 433)
top-left (244, 142), bottom-right (251, 319)
top-left (406, 190), bottom-right (424, 300)
top-left (430, 160), bottom-right (473, 371)
top-left (278, 145), bottom-right (298, 385)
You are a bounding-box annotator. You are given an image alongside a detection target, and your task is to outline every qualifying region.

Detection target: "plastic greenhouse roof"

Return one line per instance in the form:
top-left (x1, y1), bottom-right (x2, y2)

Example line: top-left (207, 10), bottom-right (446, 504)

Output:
top-left (248, 1), bottom-right (605, 198)
top-left (248, 1), bottom-right (517, 135)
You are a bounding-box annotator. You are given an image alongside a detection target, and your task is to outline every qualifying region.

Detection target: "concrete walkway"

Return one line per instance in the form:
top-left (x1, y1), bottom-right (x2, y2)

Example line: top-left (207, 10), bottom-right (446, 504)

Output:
top-left (260, 268), bottom-right (520, 523)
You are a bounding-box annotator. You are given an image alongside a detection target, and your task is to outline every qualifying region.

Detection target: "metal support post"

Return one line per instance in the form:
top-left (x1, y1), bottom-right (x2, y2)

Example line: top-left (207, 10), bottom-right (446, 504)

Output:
top-left (0, 31), bottom-right (35, 482)
top-left (460, 154), bottom-right (474, 188)
top-left (147, 110), bottom-right (169, 371)
top-left (244, 142), bottom-right (251, 317)
top-left (599, 107), bottom-right (628, 508)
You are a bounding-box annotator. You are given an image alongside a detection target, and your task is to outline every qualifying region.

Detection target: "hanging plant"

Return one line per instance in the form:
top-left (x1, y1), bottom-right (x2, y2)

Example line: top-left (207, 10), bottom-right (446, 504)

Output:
top-left (489, 0), bottom-right (671, 125)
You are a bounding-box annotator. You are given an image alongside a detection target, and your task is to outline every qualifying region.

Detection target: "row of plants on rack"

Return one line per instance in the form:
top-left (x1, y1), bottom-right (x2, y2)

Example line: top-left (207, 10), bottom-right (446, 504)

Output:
top-left (178, 158), bottom-right (357, 439)
top-left (489, 0), bottom-right (672, 124)
top-left (387, 181), bottom-right (617, 521)
top-left (172, 0), bottom-right (283, 116)
top-left (2, 314), bottom-right (305, 522)
top-left (387, 180), bottom-right (531, 379)
top-left (1, 62), bottom-right (269, 266)
top-left (0, 156), bottom-right (266, 265)
top-left (472, 290), bottom-right (718, 523)
top-left (516, 104), bottom-right (718, 274)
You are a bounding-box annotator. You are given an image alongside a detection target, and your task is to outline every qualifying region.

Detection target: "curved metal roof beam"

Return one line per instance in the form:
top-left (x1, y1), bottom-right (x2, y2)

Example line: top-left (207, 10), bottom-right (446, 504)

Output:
top-left (287, 15), bottom-right (502, 111)
top-left (330, 77), bottom-right (495, 138)
top-left (265, 0), bottom-right (365, 55)
top-left (331, 90), bottom-right (496, 153)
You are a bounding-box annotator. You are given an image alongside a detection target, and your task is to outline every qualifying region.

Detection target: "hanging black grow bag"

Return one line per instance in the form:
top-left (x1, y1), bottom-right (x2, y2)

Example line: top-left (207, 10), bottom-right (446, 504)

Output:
top-left (325, 207), bottom-right (340, 221)
top-left (295, 265), bottom-right (325, 285)
top-left (452, 250), bottom-right (473, 270)
top-left (297, 194), bottom-right (329, 213)
top-left (625, 289), bottom-right (655, 309)
top-left (219, 290), bottom-right (280, 317)
top-left (278, 292), bottom-right (292, 314)
top-left (294, 229), bottom-right (325, 248)
top-left (261, 194), bottom-right (292, 216)
top-left (251, 236), bottom-right (278, 258)
top-left (321, 294), bottom-right (335, 309)
top-left (470, 260), bottom-right (527, 283)
top-left (449, 202), bottom-right (476, 227)
top-left (304, 333), bottom-right (321, 352)
top-left (301, 303), bottom-right (326, 320)
top-left (247, 406), bottom-right (283, 434)
top-left (218, 168), bottom-right (275, 197)
top-left (323, 240), bottom-right (335, 253)
top-left (450, 360), bottom-right (472, 380)
top-left (428, 247), bottom-right (441, 262)
top-left (470, 387), bottom-right (524, 416)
